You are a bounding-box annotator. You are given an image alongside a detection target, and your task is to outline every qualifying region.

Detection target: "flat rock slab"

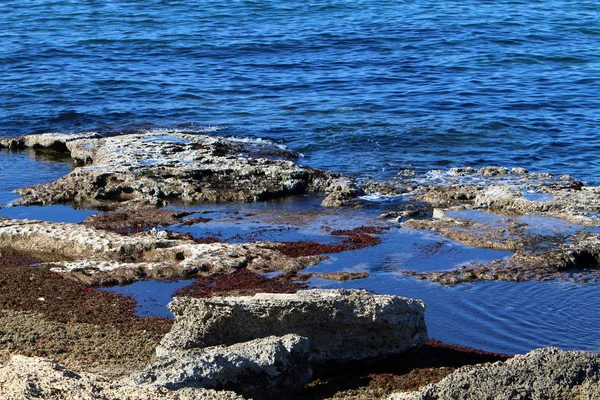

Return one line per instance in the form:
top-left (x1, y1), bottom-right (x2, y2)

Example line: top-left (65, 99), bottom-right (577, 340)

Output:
top-left (157, 289), bottom-right (427, 364)
top-left (0, 218), bottom-right (320, 285)
top-left (1, 131), bottom-right (340, 208)
top-left (388, 347), bottom-right (600, 400)
top-left (137, 334), bottom-right (311, 400)
top-left (0, 355), bottom-right (244, 400)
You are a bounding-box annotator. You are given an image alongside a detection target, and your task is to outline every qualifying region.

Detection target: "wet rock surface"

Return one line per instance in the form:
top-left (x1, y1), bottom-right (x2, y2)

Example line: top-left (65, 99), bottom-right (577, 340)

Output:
top-left (355, 166), bottom-right (600, 284)
top-left (402, 211), bottom-right (600, 284)
top-left (3, 132), bottom-right (340, 208)
top-left (0, 355), bottom-right (244, 400)
top-left (157, 289), bottom-right (428, 364)
top-left (137, 334), bottom-right (311, 399)
top-left (387, 347), bottom-right (600, 400)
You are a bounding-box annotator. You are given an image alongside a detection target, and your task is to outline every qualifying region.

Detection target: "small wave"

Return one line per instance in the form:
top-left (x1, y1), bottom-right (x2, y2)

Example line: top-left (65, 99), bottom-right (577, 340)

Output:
top-left (227, 136), bottom-right (289, 151)
top-left (359, 193), bottom-right (409, 202)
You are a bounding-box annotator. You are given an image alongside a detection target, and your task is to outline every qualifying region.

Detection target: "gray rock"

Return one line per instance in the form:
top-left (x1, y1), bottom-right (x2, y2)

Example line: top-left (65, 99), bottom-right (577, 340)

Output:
top-left (157, 289), bottom-right (427, 364)
top-left (321, 177), bottom-right (365, 207)
top-left (137, 334), bottom-right (311, 400)
top-left (0, 218), bottom-right (321, 285)
top-left (388, 347), bottom-right (600, 400)
top-left (4, 131), bottom-right (341, 208)
top-left (0, 355), bottom-right (244, 400)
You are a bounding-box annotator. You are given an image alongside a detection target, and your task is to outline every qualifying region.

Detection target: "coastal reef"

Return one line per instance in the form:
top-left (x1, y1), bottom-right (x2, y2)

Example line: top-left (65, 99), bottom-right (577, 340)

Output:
top-left (0, 217), bottom-right (321, 286)
top-left (2, 131), bottom-right (600, 398)
top-left (367, 167), bottom-right (600, 284)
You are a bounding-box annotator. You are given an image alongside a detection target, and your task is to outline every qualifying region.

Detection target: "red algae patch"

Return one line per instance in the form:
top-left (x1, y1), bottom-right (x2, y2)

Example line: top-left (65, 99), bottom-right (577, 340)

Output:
top-left (0, 253), bottom-right (172, 376)
top-left (276, 241), bottom-right (348, 257)
top-left (173, 269), bottom-right (308, 298)
top-left (330, 225), bottom-right (389, 236)
top-left (83, 207), bottom-right (210, 235)
top-left (296, 339), bottom-right (509, 400)
top-left (275, 226), bottom-right (385, 258)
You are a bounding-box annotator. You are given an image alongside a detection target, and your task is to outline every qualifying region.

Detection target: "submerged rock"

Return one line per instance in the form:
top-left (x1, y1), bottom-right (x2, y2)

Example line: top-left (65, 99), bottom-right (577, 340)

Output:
top-left (137, 334), bottom-right (311, 399)
top-left (0, 355), bottom-right (244, 400)
top-left (4, 131), bottom-right (340, 208)
top-left (388, 347), bottom-right (600, 400)
top-left (402, 212), bottom-right (600, 284)
top-left (157, 289), bottom-right (427, 364)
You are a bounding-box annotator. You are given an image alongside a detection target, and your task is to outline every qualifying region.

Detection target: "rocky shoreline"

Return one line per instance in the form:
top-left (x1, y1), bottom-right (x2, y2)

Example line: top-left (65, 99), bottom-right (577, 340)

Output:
top-left (1, 131), bottom-right (600, 398)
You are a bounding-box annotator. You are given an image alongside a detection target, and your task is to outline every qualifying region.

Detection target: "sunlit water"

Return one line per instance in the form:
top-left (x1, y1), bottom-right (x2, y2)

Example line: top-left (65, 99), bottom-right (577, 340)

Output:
top-left (1, 1), bottom-right (600, 182)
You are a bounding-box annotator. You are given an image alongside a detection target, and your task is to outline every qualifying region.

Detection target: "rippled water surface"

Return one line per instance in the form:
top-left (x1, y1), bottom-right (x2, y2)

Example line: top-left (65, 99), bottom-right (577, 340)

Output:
top-left (2, 0), bottom-right (600, 182)
top-left (1, 1), bottom-right (600, 355)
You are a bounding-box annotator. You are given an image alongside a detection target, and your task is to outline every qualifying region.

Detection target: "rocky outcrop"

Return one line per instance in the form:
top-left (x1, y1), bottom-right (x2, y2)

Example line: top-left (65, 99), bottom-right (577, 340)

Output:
top-left (0, 355), bottom-right (244, 400)
top-left (2, 131), bottom-right (341, 208)
top-left (321, 177), bottom-right (365, 207)
top-left (0, 218), bottom-right (321, 285)
top-left (136, 334), bottom-right (311, 399)
top-left (157, 289), bottom-right (427, 363)
top-left (387, 347), bottom-right (600, 400)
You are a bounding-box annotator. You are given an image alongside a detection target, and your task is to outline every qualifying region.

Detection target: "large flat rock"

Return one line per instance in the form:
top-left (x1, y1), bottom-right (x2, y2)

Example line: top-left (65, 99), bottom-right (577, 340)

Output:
top-left (157, 289), bottom-right (427, 363)
top-left (1, 131), bottom-right (340, 208)
top-left (0, 218), bottom-right (320, 285)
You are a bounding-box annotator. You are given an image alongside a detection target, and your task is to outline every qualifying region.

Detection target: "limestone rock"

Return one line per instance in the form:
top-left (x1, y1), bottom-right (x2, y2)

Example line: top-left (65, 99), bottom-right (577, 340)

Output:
top-left (137, 334), bottom-right (311, 399)
top-left (387, 347), bottom-right (600, 400)
top-left (157, 289), bottom-right (427, 363)
top-left (0, 218), bottom-right (320, 285)
top-left (5, 131), bottom-right (341, 208)
top-left (321, 177), bottom-right (365, 207)
top-left (0, 355), bottom-right (244, 400)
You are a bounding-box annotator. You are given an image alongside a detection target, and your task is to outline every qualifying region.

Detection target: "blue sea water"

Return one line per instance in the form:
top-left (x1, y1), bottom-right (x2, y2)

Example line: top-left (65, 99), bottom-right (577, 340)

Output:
top-left (1, 1), bottom-right (600, 355)
top-left (1, 0), bottom-right (599, 182)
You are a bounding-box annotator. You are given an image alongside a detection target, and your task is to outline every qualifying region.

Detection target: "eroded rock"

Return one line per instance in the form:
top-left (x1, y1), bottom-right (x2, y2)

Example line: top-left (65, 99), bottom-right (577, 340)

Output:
top-left (321, 177), bottom-right (365, 207)
top-left (6, 131), bottom-right (340, 208)
top-left (136, 334), bottom-right (311, 399)
top-left (157, 289), bottom-right (427, 364)
top-left (0, 355), bottom-right (244, 400)
top-left (387, 347), bottom-right (600, 400)
top-left (0, 218), bottom-right (321, 285)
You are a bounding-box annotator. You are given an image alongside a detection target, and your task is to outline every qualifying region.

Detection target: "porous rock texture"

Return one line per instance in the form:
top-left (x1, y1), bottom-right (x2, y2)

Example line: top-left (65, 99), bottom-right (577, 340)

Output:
top-left (1, 131), bottom-right (340, 208)
top-left (0, 218), bottom-right (320, 285)
top-left (0, 355), bottom-right (244, 400)
top-left (387, 347), bottom-right (600, 400)
top-left (157, 289), bottom-right (428, 363)
top-left (136, 334), bottom-right (311, 399)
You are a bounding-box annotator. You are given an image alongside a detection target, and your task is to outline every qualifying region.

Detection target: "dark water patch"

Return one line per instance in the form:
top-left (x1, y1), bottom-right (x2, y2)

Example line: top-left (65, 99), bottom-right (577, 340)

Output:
top-left (0, 150), bottom-right (73, 206)
top-left (99, 279), bottom-right (195, 318)
top-left (0, 205), bottom-right (96, 224)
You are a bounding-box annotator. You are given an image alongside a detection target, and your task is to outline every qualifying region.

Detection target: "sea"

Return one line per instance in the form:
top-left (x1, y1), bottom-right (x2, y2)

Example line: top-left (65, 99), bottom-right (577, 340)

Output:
top-left (1, 0), bottom-right (600, 355)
